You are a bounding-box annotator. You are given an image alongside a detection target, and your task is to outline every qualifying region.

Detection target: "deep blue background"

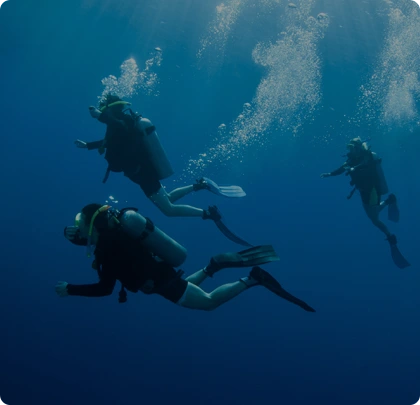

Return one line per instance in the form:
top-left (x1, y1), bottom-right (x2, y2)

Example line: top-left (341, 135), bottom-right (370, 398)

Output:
top-left (0, 0), bottom-right (419, 404)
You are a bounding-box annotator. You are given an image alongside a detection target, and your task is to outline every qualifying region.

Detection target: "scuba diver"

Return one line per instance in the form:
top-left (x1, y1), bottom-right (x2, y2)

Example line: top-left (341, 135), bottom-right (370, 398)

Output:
top-left (320, 137), bottom-right (410, 269)
top-left (55, 203), bottom-right (316, 313)
top-left (75, 93), bottom-right (250, 247)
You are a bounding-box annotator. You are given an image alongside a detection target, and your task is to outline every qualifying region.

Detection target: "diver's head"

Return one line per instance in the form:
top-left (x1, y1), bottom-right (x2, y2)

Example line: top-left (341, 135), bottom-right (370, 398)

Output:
top-left (98, 93), bottom-right (131, 116)
top-left (346, 137), bottom-right (368, 157)
top-left (74, 203), bottom-right (111, 255)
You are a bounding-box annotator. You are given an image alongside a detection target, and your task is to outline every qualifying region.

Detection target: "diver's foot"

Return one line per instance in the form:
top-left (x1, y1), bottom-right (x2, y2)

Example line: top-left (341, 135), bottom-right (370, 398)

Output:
top-left (202, 205), bottom-right (222, 221)
top-left (240, 266), bottom-right (280, 289)
top-left (385, 193), bottom-right (397, 205)
top-left (241, 267), bottom-right (317, 312)
top-left (386, 234), bottom-right (397, 246)
top-left (193, 178), bottom-right (209, 192)
top-left (250, 266), bottom-right (281, 288)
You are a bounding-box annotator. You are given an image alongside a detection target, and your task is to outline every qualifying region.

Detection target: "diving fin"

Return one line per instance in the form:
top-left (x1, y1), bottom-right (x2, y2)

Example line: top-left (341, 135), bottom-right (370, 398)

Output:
top-left (203, 205), bottom-right (252, 247)
top-left (386, 194), bottom-right (400, 223)
top-left (246, 266), bottom-right (316, 312)
top-left (214, 218), bottom-right (253, 247)
top-left (387, 234), bottom-right (410, 269)
top-left (198, 177), bottom-right (246, 198)
top-left (204, 245), bottom-right (279, 277)
top-left (217, 185), bottom-right (247, 198)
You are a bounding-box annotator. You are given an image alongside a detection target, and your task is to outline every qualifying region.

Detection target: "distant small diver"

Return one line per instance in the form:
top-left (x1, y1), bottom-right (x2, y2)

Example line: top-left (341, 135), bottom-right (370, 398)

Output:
top-left (321, 137), bottom-right (410, 269)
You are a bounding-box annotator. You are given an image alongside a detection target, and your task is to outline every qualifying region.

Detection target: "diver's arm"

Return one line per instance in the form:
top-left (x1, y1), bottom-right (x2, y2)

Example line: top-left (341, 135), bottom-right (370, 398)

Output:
top-left (66, 276), bottom-right (116, 297)
top-left (86, 140), bottom-right (104, 150)
top-left (329, 164), bottom-right (347, 176)
top-left (74, 139), bottom-right (104, 150)
top-left (321, 163), bottom-right (346, 178)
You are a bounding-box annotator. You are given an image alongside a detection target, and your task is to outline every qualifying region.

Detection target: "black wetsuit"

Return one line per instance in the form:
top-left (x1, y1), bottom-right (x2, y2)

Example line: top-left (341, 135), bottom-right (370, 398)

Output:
top-left (330, 151), bottom-right (381, 205)
top-left (65, 227), bottom-right (188, 303)
top-left (86, 110), bottom-right (162, 197)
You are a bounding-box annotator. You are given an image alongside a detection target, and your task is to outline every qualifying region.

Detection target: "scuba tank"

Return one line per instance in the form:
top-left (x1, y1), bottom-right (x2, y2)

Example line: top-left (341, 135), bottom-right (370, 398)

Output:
top-left (132, 114), bottom-right (174, 180)
top-left (119, 208), bottom-right (187, 267)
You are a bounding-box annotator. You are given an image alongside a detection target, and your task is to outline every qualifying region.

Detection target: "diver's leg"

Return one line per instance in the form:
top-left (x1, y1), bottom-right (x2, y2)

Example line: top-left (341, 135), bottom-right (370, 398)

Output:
top-left (379, 201), bottom-right (387, 212)
top-left (177, 281), bottom-right (247, 311)
top-left (167, 185), bottom-right (194, 203)
top-left (378, 197), bottom-right (388, 213)
top-left (185, 269), bottom-right (208, 286)
top-left (150, 188), bottom-right (204, 217)
top-left (363, 203), bottom-right (391, 237)
top-left (167, 178), bottom-right (210, 202)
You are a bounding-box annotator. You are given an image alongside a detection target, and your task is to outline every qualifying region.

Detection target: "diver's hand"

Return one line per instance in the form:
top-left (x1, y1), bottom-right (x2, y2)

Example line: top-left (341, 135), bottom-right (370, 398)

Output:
top-left (89, 106), bottom-right (102, 119)
top-left (64, 226), bottom-right (79, 241)
top-left (55, 281), bottom-right (69, 297)
top-left (320, 173), bottom-right (331, 178)
top-left (75, 139), bottom-right (87, 148)
top-left (344, 167), bottom-right (354, 176)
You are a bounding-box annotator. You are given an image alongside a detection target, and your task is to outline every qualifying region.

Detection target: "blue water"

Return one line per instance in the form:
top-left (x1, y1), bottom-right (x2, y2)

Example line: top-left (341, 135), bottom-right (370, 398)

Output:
top-left (1, 0), bottom-right (419, 404)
